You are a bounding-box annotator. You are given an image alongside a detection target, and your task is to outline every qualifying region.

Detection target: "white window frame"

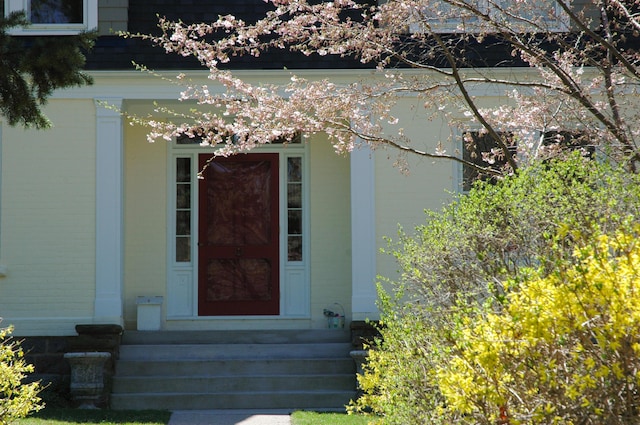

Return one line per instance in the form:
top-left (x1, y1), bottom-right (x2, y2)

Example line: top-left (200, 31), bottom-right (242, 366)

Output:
top-left (411, 0), bottom-right (489, 34)
top-left (5, 0), bottom-right (97, 35)
top-left (412, 0), bottom-right (568, 34)
top-left (166, 139), bottom-right (311, 319)
top-left (492, 0), bottom-right (569, 33)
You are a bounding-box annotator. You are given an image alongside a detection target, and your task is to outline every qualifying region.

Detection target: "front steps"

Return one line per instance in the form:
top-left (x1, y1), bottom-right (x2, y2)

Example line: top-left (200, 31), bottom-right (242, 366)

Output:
top-left (110, 330), bottom-right (357, 410)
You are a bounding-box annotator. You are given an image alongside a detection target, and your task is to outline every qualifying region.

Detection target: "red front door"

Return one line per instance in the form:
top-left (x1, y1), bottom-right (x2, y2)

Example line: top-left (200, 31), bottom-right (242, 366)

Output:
top-left (198, 153), bottom-right (280, 316)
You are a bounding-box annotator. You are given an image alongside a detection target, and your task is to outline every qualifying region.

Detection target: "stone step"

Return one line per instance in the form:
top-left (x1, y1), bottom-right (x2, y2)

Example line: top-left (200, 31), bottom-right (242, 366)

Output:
top-left (121, 329), bottom-right (351, 345)
top-left (119, 342), bottom-right (352, 361)
top-left (110, 390), bottom-right (356, 410)
top-left (116, 357), bottom-right (355, 376)
top-left (112, 374), bottom-right (356, 393)
top-left (111, 330), bottom-right (357, 410)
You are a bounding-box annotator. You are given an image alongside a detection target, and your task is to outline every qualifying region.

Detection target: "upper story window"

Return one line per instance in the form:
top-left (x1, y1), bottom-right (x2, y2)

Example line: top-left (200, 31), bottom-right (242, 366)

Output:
top-left (461, 128), bottom-right (593, 191)
top-left (462, 130), bottom-right (516, 191)
top-left (413, 0), bottom-right (568, 34)
top-left (542, 130), bottom-right (595, 159)
top-left (414, 0), bottom-right (487, 33)
top-left (5, 0), bottom-right (97, 35)
top-left (497, 0), bottom-right (569, 33)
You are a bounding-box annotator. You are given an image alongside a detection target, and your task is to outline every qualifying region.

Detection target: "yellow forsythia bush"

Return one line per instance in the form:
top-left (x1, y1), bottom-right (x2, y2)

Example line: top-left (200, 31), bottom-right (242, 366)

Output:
top-left (0, 324), bottom-right (43, 425)
top-left (437, 232), bottom-right (640, 424)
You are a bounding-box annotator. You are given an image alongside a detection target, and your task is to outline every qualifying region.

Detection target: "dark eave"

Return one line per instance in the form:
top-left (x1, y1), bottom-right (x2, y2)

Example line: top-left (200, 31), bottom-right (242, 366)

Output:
top-left (83, 0), bottom-right (640, 72)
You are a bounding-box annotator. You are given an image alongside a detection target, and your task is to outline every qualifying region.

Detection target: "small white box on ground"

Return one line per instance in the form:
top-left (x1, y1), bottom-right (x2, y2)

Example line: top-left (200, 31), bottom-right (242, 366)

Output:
top-left (136, 296), bottom-right (163, 331)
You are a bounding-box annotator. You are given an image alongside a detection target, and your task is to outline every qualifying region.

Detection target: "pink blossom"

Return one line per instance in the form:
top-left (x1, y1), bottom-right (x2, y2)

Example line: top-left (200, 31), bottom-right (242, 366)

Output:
top-left (124, 0), bottom-right (640, 173)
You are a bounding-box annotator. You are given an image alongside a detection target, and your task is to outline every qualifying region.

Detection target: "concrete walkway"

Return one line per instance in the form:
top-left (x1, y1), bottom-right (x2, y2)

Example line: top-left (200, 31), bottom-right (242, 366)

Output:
top-left (168, 410), bottom-right (292, 425)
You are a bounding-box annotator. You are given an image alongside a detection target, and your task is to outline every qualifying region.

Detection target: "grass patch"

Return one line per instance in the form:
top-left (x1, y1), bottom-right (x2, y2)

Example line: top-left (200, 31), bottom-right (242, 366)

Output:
top-left (291, 411), bottom-right (375, 425)
top-left (16, 408), bottom-right (171, 425)
top-left (18, 408), bottom-right (374, 425)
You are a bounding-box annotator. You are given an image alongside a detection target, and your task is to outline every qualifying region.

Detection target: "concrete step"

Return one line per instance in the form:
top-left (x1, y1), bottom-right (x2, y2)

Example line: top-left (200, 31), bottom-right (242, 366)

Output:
top-left (112, 374), bottom-right (355, 393)
top-left (116, 357), bottom-right (355, 376)
top-left (121, 329), bottom-right (351, 345)
top-left (119, 342), bottom-right (353, 361)
top-left (111, 330), bottom-right (357, 410)
top-left (110, 390), bottom-right (356, 410)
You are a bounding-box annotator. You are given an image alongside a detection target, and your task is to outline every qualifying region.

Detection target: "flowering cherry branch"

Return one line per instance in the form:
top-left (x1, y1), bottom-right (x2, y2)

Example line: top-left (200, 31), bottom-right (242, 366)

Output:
top-left (123, 0), bottom-right (640, 175)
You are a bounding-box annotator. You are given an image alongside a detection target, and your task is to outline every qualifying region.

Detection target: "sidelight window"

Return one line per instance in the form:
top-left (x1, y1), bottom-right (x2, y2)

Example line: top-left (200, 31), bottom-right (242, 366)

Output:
top-left (287, 157), bottom-right (303, 262)
top-left (175, 157), bottom-right (192, 263)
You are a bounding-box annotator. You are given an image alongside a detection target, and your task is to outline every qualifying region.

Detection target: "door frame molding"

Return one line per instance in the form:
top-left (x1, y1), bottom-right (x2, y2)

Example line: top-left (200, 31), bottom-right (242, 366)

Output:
top-left (165, 142), bottom-right (310, 320)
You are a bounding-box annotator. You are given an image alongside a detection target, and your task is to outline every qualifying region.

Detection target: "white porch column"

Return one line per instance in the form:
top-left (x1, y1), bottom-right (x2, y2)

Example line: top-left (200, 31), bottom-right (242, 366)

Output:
top-left (94, 98), bottom-right (124, 324)
top-left (350, 145), bottom-right (378, 321)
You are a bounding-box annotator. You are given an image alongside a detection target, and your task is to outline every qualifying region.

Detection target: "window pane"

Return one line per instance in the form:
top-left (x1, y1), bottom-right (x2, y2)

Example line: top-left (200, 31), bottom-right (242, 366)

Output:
top-left (543, 131), bottom-right (595, 158)
top-left (288, 210), bottom-right (302, 235)
top-left (415, 0), bottom-right (484, 32)
top-left (175, 157), bottom-right (192, 263)
top-left (176, 134), bottom-right (202, 145)
top-left (30, 0), bottom-right (82, 23)
top-left (287, 157), bottom-right (302, 182)
top-left (205, 160), bottom-right (272, 246)
top-left (177, 158), bottom-right (191, 182)
top-left (462, 131), bottom-right (515, 191)
top-left (270, 133), bottom-right (302, 144)
top-left (505, 0), bottom-right (560, 26)
top-left (205, 258), bottom-right (272, 301)
top-left (288, 236), bottom-right (302, 261)
top-left (176, 184), bottom-right (191, 209)
top-left (286, 156), bottom-right (303, 262)
top-left (423, 0), bottom-right (481, 20)
top-left (176, 237), bottom-right (191, 262)
top-left (176, 211), bottom-right (191, 236)
top-left (287, 183), bottom-right (301, 208)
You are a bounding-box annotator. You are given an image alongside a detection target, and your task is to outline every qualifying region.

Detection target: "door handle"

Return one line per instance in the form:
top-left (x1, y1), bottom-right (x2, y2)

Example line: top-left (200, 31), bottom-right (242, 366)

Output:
top-left (236, 247), bottom-right (242, 257)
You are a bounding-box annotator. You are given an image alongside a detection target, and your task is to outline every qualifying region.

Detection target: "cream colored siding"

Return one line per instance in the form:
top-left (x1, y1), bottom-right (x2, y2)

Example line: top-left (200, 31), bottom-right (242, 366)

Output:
top-left (0, 100), bottom-right (97, 335)
top-left (308, 136), bottom-right (352, 328)
top-left (374, 97), bottom-right (457, 286)
top-left (123, 121), bottom-right (167, 330)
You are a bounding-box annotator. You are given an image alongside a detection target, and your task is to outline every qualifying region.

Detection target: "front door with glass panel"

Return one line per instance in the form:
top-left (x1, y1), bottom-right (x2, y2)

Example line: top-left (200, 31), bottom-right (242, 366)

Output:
top-left (198, 153), bottom-right (280, 316)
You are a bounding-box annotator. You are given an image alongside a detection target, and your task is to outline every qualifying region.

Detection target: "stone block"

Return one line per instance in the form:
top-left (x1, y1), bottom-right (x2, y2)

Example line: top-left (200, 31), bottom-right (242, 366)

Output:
top-left (350, 320), bottom-right (382, 349)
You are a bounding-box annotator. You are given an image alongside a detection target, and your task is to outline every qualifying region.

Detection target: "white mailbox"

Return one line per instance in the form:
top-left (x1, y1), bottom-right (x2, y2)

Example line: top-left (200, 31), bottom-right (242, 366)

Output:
top-left (136, 296), bottom-right (163, 331)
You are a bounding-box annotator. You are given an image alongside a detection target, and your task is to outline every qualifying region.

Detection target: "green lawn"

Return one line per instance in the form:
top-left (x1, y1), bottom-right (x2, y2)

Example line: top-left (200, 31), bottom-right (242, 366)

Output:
top-left (16, 409), bottom-right (171, 425)
top-left (290, 411), bottom-right (376, 425)
top-left (16, 408), bottom-right (375, 425)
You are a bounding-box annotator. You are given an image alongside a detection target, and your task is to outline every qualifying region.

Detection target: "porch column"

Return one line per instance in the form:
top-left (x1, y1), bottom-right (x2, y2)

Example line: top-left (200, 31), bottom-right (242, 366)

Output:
top-left (94, 98), bottom-right (124, 324)
top-left (350, 145), bottom-right (378, 321)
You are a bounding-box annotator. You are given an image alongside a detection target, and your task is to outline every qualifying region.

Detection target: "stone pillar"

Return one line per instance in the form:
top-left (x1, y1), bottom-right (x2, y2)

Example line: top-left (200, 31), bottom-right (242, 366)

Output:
top-left (64, 352), bottom-right (111, 409)
top-left (70, 324), bottom-right (123, 408)
top-left (350, 349), bottom-right (369, 378)
top-left (350, 320), bottom-right (381, 350)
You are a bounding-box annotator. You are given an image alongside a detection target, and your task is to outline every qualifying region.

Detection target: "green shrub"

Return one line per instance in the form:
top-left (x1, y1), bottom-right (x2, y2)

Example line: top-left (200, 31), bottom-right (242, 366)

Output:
top-left (438, 232), bottom-right (640, 424)
top-left (388, 154), bottom-right (640, 314)
top-left (349, 155), bottom-right (640, 424)
top-left (353, 285), bottom-right (452, 424)
top-left (0, 323), bottom-right (43, 425)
